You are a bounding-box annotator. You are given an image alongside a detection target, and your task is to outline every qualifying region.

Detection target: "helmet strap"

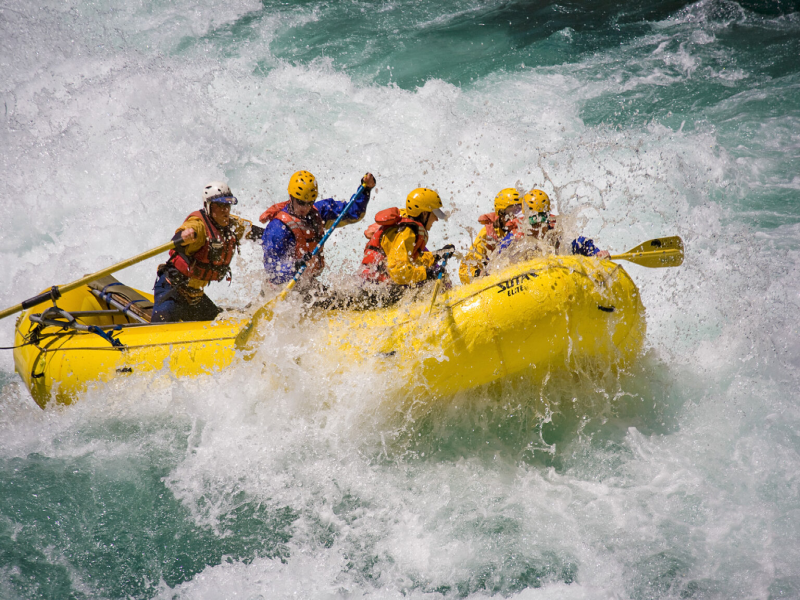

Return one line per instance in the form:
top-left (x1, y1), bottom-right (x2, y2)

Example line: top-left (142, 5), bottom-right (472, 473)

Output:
top-left (528, 212), bottom-right (550, 225)
top-left (417, 213), bottom-right (432, 228)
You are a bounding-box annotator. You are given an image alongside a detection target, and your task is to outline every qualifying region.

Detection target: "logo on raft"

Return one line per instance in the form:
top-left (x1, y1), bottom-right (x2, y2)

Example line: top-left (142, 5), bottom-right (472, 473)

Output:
top-left (495, 272), bottom-right (537, 296)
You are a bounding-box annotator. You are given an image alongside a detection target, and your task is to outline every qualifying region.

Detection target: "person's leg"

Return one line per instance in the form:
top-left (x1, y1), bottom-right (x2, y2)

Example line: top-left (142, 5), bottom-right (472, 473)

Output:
top-left (385, 284), bottom-right (404, 306)
top-left (151, 273), bottom-right (181, 323)
top-left (185, 293), bottom-right (221, 322)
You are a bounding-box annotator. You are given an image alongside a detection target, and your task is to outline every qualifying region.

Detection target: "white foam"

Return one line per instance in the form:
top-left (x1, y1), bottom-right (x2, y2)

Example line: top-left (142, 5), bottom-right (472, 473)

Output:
top-left (2, 0), bottom-right (800, 597)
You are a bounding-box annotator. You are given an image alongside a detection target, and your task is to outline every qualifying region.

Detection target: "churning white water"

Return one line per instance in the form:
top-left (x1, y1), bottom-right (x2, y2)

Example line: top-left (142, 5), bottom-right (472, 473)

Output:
top-left (1, 0), bottom-right (799, 598)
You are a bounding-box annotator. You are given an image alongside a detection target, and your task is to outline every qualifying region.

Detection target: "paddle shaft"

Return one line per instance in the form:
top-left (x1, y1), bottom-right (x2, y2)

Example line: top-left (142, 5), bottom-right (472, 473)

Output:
top-left (0, 240), bottom-right (177, 321)
top-left (428, 254), bottom-right (452, 314)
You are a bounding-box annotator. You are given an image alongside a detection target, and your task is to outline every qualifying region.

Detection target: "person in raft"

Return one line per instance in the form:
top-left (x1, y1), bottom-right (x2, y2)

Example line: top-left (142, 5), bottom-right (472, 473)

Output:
top-left (152, 181), bottom-right (248, 323)
top-left (259, 170), bottom-right (376, 286)
top-left (359, 187), bottom-right (454, 297)
top-left (458, 187), bottom-right (524, 284)
top-left (497, 188), bottom-right (610, 259)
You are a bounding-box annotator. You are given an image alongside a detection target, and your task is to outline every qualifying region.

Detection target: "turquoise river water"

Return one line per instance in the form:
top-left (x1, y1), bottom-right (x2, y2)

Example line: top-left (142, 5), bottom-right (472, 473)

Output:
top-left (1, 0), bottom-right (799, 598)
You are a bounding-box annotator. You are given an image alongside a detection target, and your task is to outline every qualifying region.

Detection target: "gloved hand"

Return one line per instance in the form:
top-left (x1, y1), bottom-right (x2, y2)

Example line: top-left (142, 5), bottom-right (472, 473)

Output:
top-left (433, 244), bottom-right (456, 260)
top-left (293, 253), bottom-right (313, 271)
top-left (426, 261), bottom-right (446, 281)
top-left (361, 173), bottom-right (376, 189)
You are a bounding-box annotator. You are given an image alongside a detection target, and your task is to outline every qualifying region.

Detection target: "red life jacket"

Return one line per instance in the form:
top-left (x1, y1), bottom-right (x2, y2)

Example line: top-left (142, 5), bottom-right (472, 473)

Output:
top-left (260, 201), bottom-right (326, 277)
top-left (360, 207), bottom-right (428, 283)
top-left (477, 212), bottom-right (502, 252)
top-left (364, 222), bottom-right (381, 240)
top-left (169, 209), bottom-right (239, 283)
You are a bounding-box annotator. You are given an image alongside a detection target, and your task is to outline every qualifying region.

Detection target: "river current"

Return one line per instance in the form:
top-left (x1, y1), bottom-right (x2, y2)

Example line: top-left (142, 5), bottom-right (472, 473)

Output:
top-left (1, 0), bottom-right (799, 598)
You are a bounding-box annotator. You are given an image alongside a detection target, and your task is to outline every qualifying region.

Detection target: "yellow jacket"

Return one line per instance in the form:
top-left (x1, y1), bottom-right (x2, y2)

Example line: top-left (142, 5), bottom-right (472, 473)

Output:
top-left (381, 225), bottom-right (435, 286)
top-left (459, 225), bottom-right (503, 284)
top-left (174, 214), bottom-right (246, 289)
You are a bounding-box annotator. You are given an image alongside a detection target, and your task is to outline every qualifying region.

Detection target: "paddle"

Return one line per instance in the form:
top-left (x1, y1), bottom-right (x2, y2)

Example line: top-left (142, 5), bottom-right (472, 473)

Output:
top-left (234, 185), bottom-right (365, 349)
top-left (428, 250), bottom-right (454, 315)
top-left (0, 240), bottom-right (178, 321)
top-left (609, 236), bottom-right (684, 268)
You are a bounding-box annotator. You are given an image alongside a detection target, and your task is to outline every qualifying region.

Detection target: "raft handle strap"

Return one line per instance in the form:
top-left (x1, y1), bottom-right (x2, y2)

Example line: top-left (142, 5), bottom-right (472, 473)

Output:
top-left (89, 289), bottom-right (149, 324)
top-left (87, 325), bottom-right (124, 348)
top-left (122, 299), bottom-right (146, 312)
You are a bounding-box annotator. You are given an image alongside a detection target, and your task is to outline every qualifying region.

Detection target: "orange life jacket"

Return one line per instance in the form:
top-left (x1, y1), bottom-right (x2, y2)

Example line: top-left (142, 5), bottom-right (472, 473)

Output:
top-left (360, 207), bottom-right (428, 283)
top-left (478, 212), bottom-right (523, 252)
top-left (260, 201), bottom-right (326, 277)
top-left (168, 209), bottom-right (238, 283)
top-left (477, 212), bottom-right (502, 252)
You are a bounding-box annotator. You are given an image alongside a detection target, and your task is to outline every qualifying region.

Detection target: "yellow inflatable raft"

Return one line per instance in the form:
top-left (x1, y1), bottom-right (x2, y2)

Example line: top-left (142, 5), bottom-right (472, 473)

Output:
top-left (13, 255), bottom-right (645, 408)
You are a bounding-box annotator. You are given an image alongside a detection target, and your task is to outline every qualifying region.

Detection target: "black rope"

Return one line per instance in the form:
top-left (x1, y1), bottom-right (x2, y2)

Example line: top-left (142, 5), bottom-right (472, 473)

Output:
top-left (0, 342), bottom-right (32, 350)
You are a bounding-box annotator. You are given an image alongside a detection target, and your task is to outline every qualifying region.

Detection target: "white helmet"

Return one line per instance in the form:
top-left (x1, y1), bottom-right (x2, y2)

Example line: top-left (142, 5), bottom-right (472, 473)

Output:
top-left (202, 181), bottom-right (238, 212)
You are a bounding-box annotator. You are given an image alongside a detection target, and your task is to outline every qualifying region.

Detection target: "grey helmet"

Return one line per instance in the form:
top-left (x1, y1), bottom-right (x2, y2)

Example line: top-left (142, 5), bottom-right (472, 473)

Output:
top-left (202, 181), bottom-right (238, 213)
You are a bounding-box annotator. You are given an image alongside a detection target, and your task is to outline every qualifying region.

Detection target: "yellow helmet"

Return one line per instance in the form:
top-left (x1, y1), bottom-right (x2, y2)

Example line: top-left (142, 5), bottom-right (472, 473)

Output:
top-left (288, 170), bottom-right (319, 204)
top-left (406, 188), bottom-right (446, 219)
top-left (523, 189), bottom-right (550, 213)
top-left (494, 188), bottom-right (521, 213)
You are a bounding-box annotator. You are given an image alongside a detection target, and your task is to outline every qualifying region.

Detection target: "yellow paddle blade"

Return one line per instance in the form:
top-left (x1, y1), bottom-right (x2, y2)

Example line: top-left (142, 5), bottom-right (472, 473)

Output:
top-left (233, 279), bottom-right (296, 349)
top-left (233, 303), bottom-right (272, 350)
top-left (610, 236), bottom-right (684, 268)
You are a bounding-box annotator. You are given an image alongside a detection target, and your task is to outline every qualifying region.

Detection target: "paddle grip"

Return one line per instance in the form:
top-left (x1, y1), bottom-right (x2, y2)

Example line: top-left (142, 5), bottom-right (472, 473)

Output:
top-left (21, 286), bottom-right (61, 310)
top-left (246, 225), bottom-right (265, 241)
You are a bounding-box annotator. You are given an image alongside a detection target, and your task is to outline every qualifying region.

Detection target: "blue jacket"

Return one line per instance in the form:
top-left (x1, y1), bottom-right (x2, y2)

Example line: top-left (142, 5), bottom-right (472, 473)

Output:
top-left (570, 236), bottom-right (602, 257)
top-left (261, 187), bottom-right (371, 284)
top-left (497, 232), bottom-right (601, 257)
